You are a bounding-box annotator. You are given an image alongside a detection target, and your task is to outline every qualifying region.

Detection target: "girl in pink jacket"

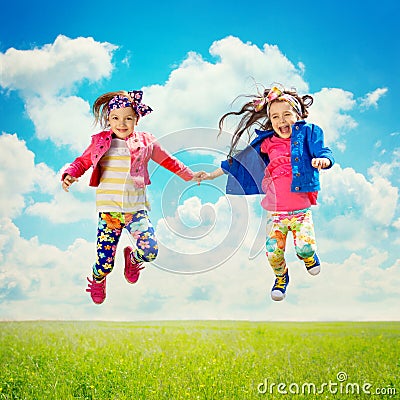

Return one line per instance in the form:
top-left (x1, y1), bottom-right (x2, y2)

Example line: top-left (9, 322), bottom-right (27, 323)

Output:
top-left (62, 90), bottom-right (202, 304)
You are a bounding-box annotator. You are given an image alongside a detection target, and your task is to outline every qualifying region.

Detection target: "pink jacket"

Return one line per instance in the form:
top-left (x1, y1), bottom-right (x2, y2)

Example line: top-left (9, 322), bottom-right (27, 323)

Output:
top-left (62, 130), bottom-right (194, 188)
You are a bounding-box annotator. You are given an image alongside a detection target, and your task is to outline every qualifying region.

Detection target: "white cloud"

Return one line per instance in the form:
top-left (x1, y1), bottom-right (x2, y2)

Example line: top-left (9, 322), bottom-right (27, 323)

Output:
top-left (0, 133), bottom-right (36, 218)
top-left (308, 88), bottom-right (357, 150)
top-left (32, 162), bottom-right (61, 194)
top-left (106, 249), bottom-right (399, 322)
top-left (277, 252), bottom-right (400, 321)
top-left (1, 35), bottom-right (358, 157)
top-left (155, 195), bottom-right (263, 266)
top-left (0, 35), bottom-right (117, 151)
top-left (130, 196), bottom-right (400, 322)
top-left (0, 35), bottom-right (116, 96)
top-left (320, 163), bottom-right (398, 227)
top-left (367, 148), bottom-right (400, 180)
top-left (1, 191), bottom-right (399, 321)
top-left (26, 163), bottom-right (95, 224)
top-left (316, 163), bottom-right (399, 264)
top-left (0, 218), bottom-right (94, 319)
top-left (25, 191), bottom-right (94, 224)
top-left (135, 38), bottom-right (358, 164)
top-left (393, 218), bottom-right (400, 230)
top-left (26, 95), bottom-right (95, 151)
top-left (360, 87), bottom-right (388, 109)
top-left (139, 36), bottom-right (309, 137)
top-left (0, 132), bottom-right (94, 223)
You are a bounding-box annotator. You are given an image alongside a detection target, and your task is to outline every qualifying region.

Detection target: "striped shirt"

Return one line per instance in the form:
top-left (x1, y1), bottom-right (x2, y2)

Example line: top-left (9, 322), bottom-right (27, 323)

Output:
top-left (96, 138), bottom-right (150, 212)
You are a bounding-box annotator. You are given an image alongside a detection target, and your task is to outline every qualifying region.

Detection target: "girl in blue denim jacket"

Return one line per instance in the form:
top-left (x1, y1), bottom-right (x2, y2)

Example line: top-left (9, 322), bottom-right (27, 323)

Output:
top-left (201, 85), bottom-right (334, 301)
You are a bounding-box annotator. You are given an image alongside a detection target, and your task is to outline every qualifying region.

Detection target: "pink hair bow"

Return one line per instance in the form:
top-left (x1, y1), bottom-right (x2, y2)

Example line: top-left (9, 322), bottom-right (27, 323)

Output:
top-left (253, 86), bottom-right (284, 112)
top-left (127, 90), bottom-right (153, 117)
top-left (107, 90), bottom-right (153, 118)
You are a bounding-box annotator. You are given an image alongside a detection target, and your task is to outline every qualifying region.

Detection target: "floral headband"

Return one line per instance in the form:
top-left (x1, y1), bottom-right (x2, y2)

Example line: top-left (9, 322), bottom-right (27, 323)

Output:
top-left (107, 90), bottom-right (153, 117)
top-left (253, 86), bottom-right (302, 117)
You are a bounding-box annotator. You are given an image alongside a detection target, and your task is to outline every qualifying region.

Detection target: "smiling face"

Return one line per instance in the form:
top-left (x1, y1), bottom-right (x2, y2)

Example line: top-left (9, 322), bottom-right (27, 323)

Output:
top-left (108, 106), bottom-right (137, 139)
top-left (269, 101), bottom-right (299, 138)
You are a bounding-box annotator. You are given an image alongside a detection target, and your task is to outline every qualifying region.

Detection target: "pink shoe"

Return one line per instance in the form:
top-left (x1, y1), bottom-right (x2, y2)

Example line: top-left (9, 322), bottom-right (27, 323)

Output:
top-left (124, 246), bottom-right (145, 284)
top-left (86, 277), bottom-right (106, 304)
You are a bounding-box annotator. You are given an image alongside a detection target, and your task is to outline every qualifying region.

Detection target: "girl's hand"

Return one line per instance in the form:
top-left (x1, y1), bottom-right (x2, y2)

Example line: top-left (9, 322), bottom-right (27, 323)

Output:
top-left (202, 168), bottom-right (224, 181)
top-left (62, 174), bottom-right (78, 192)
top-left (192, 171), bottom-right (208, 182)
top-left (192, 168), bottom-right (224, 184)
top-left (311, 158), bottom-right (330, 171)
top-left (195, 172), bottom-right (217, 181)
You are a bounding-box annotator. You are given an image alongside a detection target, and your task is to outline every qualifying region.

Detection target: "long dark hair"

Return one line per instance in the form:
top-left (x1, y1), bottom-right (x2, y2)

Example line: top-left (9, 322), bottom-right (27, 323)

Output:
top-left (219, 87), bottom-right (313, 159)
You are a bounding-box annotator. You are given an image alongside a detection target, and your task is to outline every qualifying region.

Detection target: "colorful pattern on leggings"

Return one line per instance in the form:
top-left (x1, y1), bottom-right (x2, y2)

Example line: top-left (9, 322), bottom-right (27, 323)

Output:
top-left (265, 208), bottom-right (316, 276)
top-left (93, 210), bottom-right (158, 281)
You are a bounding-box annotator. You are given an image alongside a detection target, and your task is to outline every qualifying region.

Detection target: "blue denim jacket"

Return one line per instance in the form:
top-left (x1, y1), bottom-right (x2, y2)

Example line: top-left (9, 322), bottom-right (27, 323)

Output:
top-left (221, 121), bottom-right (334, 195)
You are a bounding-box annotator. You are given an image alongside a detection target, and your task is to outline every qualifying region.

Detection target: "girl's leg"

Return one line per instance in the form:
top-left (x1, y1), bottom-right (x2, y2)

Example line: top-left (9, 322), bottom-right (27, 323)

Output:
top-left (265, 212), bottom-right (289, 276)
top-left (92, 212), bottom-right (123, 281)
top-left (291, 209), bottom-right (317, 260)
top-left (125, 210), bottom-right (158, 263)
top-left (266, 212), bottom-right (291, 301)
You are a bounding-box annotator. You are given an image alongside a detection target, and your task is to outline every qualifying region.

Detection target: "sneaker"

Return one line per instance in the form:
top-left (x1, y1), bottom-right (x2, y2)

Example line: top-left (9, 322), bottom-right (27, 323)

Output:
top-left (124, 246), bottom-right (145, 284)
top-left (271, 270), bottom-right (289, 301)
top-left (304, 254), bottom-right (321, 276)
top-left (86, 277), bottom-right (106, 304)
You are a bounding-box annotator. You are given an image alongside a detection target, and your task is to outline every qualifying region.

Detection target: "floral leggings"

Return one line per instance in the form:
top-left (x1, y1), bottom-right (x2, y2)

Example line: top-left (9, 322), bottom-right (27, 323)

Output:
top-left (265, 208), bottom-right (316, 276)
top-left (92, 210), bottom-right (158, 281)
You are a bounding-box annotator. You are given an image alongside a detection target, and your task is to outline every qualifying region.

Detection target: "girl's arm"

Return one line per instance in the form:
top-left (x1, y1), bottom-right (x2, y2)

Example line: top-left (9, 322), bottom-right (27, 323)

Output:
top-left (308, 124), bottom-right (335, 170)
top-left (151, 140), bottom-right (194, 181)
top-left (61, 142), bottom-right (94, 189)
top-left (201, 168), bottom-right (224, 180)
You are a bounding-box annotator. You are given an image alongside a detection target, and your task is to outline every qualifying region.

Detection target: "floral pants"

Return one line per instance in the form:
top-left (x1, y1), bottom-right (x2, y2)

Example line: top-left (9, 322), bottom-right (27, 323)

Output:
top-left (92, 210), bottom-right (158, 281)
top-left (265, 208), bottom-right (316, 276)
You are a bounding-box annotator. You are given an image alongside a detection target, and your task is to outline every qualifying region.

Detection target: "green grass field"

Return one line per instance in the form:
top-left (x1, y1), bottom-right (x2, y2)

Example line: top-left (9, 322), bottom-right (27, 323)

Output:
top-left (0, 321), bottom-right (398, 399)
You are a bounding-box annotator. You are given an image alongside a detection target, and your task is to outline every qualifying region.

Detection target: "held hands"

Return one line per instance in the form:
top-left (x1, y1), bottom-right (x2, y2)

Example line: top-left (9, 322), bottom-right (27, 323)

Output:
top-left (63, 171), bottom-right (215, 190)
top-left (62, 174), bottom-right (78, 192)
top-left (191, 171), bottom-right (211, 185)
top-left (311, 158), bottom-right (331, 171)
top-left (192, 168), bottom-right (224, 183)
top-left (192, 171), bottom-right (208, 183)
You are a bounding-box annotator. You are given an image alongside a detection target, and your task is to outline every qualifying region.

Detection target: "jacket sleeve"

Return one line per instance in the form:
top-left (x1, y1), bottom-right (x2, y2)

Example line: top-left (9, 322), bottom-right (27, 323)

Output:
top-left (220, 143), bottom-right (269, 195)
top-left (61, 141), bottom-right (93, 181)
top-left (221, 159), bottom-right (233, 174)
top-left (308, 124), bottom-right (335, 168)
top-left (151, 140), bottom-right (194, 181)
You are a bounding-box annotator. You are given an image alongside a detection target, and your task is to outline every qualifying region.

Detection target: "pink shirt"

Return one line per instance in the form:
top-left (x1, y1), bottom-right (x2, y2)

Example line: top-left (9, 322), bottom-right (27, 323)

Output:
top-left (260, 135), bottom-right (313, 212)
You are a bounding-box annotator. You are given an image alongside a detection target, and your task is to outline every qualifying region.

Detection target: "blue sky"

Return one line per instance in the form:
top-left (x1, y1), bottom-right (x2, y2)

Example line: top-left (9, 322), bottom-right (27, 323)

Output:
top-left (0, 0), bottom-right (399, 321)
